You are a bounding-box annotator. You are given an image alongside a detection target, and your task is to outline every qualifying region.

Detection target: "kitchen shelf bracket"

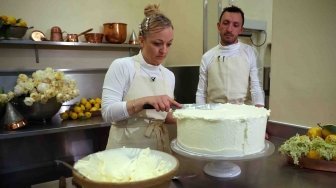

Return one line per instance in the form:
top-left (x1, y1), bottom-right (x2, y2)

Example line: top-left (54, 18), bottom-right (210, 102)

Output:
top-left (33, 44), bottom-right (40, 63)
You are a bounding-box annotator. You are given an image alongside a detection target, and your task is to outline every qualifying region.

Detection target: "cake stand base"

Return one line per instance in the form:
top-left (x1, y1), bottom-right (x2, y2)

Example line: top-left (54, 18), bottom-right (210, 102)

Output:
top-left (171, 139), bottom-right (275, 178)
top-left (203, 161), bottom-right (241, 178)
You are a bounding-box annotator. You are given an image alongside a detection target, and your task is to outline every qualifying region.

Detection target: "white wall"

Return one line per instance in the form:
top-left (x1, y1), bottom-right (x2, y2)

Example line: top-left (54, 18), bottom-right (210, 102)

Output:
top-left (0, 0), bottom-right (203, 68)
top-left (159, 0), bottom-right (203, 67)
top-left (270, 0), bottom-right (336, 126)
top-left (0, 0), bottom-right (154, 39)
top-left (0, 0), bottom-right (271, 69)
top-left (207, 0), bottom-right (273, 68)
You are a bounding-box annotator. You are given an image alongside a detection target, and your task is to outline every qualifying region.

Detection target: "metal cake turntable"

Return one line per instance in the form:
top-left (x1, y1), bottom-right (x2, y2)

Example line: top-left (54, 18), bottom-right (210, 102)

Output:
top-left (171, 139), bottom-right (275, 178)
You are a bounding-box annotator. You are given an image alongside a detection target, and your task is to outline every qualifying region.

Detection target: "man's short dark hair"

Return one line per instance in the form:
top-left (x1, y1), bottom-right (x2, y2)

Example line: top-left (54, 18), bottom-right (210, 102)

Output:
top-left (219, 6), bottom-right (245, 26)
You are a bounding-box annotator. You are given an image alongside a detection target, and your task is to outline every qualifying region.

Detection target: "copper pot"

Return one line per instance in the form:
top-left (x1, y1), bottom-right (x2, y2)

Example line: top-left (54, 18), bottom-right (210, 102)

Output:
top-left (84, 33), bottom-right (104, 43)
top-left (50, 26), bottom-right (63, 41)
top-left (65, 33), bottom-right (78, 42)
top-left (103, 23), bottom-right (127, 44)
top-left (65, 28), bottom-right (93, 42)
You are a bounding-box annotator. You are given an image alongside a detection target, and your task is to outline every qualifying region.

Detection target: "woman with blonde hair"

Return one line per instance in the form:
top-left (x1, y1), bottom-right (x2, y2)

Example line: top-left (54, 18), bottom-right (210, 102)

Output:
top-left (102, 4), bottom-right (181, 153)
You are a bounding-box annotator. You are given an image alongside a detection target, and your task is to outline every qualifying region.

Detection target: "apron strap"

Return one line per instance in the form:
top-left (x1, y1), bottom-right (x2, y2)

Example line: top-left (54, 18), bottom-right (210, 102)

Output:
top-left (144, 119), bottom-right (172, 153)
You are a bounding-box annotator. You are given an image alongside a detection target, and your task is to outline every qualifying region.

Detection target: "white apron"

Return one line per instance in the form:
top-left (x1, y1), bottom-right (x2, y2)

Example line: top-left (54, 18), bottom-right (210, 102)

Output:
top-left (105, 55), bottom-right (173, 153)
top-left (207, 51), bottom-right (252, 104)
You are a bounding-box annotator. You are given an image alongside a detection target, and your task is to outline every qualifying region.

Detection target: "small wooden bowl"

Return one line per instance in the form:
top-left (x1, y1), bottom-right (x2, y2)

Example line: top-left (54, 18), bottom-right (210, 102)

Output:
top-left (287, 156), bottom-right (336, 172)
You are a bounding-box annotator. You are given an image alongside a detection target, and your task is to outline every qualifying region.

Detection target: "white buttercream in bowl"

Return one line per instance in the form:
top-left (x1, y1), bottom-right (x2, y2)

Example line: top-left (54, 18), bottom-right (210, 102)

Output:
top-left (74, 148), bottom-right (174, 182)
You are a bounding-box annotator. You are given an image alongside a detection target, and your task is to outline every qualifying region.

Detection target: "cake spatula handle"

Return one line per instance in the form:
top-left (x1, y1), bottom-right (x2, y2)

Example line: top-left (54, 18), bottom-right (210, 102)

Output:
top-left (143, 104), bottom-right (155, 109)
top-left (143, 104), bottom-right (182, 110)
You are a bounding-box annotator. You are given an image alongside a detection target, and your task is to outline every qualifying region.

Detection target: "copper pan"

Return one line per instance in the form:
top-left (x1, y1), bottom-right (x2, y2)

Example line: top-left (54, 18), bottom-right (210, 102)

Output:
top-left (103, 23), bottom-right (127, 44)
top-left (65, 28), bottom-right (93, 42)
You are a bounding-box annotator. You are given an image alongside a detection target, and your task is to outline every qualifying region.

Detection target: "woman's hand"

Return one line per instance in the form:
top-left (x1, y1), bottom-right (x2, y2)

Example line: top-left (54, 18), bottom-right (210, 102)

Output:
top-left (144, 95), bottom-right (181, 112)
top-left (127, 95), bottom-right (182, 115)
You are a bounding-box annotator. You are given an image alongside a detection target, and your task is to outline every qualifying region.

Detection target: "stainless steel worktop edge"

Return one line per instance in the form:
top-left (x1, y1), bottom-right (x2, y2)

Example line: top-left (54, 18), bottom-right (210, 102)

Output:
top-left (1, 119), bottom-right (309, 140)
top-left (0, 116), bottom-right (110, 140)
top-left (267, 120), bottom-right (308, 140)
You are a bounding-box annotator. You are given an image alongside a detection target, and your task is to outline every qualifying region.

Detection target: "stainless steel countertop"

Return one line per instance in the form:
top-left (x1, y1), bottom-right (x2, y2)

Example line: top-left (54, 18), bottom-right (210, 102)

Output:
top-left (0, 116), bottom-right (110, 140)
top-left (169, 136), bottom-right (334, 188)
top-left (165, 121), bottom-right (334, 188)
top-left (30, 121), bottom-right (335, 188)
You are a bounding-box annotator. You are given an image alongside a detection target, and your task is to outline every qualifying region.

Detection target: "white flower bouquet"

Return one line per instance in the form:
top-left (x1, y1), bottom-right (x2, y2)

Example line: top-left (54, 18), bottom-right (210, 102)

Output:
top-left (13, 67), bottom-right (80, 106)
top-left (0, 88), bottom-right (14, 105)
top-left (0, 88), bottom-right (14, 118)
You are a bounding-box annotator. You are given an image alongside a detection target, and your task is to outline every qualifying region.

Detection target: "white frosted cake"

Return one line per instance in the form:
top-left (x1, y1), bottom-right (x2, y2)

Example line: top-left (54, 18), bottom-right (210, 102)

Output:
top-left (173, 103), bottom-right (270, 157)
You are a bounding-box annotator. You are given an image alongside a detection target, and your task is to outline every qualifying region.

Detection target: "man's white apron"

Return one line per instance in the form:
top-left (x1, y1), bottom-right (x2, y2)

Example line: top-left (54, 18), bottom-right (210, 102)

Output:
top-left (207, 51), bottom-right (252, 104)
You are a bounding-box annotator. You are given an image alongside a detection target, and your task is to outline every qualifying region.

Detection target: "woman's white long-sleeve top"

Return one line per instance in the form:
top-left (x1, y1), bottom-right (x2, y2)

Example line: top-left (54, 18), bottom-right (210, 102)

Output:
top-left (101, 52), bottom-right (175, 123)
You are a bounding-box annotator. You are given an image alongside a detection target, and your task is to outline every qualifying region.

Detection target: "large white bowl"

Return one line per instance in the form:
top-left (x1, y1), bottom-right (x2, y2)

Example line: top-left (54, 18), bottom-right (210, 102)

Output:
top-left (73, 148), bottom-right (179, 188)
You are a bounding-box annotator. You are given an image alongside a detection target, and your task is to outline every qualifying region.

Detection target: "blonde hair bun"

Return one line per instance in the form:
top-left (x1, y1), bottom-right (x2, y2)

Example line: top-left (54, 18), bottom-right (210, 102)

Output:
top-left (144, 4), bottom-right (161, 17)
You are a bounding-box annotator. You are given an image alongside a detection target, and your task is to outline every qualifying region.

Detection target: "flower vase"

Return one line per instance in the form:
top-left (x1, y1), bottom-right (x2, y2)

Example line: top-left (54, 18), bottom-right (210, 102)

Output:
top-left (0, 103), bottom-right (6, 121)
top-left (11, 96), bottom-right (62, 123)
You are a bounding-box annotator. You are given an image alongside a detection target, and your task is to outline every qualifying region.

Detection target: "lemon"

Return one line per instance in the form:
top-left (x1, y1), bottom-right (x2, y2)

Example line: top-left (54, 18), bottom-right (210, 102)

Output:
top-left (80, 104), bottom-right (85, 111)
top-left (307, 127), bottom-right (322, 139)
top-left (15, 20), bottom-right (27, 27)
top-left (84, 111), bottom-right (92, 119)
top-left (89, 98), bottom-right (96, 104)
top-left (80, 98), bottom-right (88, 105)
top-left (95, 97), bottom-right (101, 104)
top-left (325, 134), bottom-right (336, 144)
top-left (306, 150), bottom-right (322, 160)
top-left (73, 106), bottom-right (83, 113)
top-left (78, 112), bottom-right (85, 119)
top-left (60, 112), bottom-right (69, 120)
top-left (322, 129), bottom-right (332, 139)
top-left (20, 21), bottom-right (27, 27)
top-left (0, 15), bottom-right (8, 22)
top-left (94, 103), bottom-right (100, 109)
top-left (6, 16), bottom-right (16, 25)
top-left (85, 102), bottom-right (92, 111)
top-left (70, 112), bottom-right (78, 120)
top-left (90, 107), bottom-right (98, 112)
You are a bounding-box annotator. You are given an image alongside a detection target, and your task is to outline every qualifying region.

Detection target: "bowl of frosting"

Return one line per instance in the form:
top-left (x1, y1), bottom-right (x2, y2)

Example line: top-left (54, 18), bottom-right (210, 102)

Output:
top-left (73, 147), bottom-right (179, 188)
